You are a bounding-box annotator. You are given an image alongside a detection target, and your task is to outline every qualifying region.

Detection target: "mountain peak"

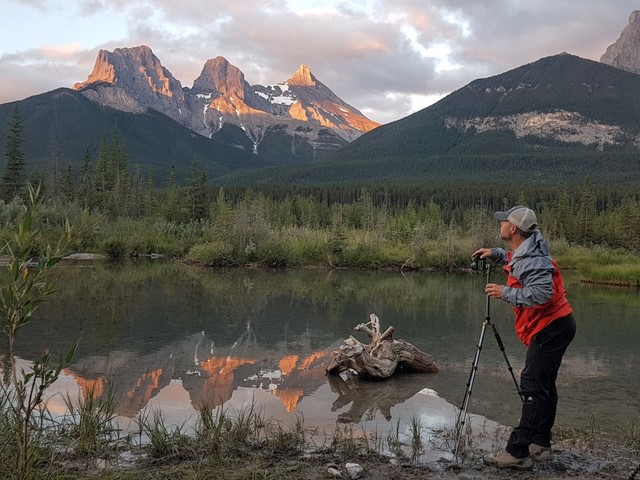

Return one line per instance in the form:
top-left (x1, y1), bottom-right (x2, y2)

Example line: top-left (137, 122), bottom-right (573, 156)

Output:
top-left (72, 45), bottom-right (176, 93)
top-left (71, 44), bottom-right (184, 118)
top-left (193, 56), bottom-right (246, 98)
top-left (600, 10), bottom-right (640, 74)
top-left (287, 64), bottom-right (317, 86)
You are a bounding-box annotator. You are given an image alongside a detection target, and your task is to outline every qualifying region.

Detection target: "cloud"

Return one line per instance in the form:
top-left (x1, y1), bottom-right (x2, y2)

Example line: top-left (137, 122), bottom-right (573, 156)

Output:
top-left (1, 0), bottom-right (639, 125)
top-left (12, 0), bottom-right (48, 10)
top-left (0, 45), bottom-right (95, 102)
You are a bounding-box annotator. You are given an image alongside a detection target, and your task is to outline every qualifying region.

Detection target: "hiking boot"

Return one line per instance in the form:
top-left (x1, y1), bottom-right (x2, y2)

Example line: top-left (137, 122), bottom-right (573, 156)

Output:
top-left (483, 451), bottom-right (533, 470)
top-left (529, 443), bottom-right (553, 462)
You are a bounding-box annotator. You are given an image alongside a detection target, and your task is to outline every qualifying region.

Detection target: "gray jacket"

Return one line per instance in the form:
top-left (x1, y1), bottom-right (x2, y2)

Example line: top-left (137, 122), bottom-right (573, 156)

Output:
top-left (490, 230), bottom-right (554, 308)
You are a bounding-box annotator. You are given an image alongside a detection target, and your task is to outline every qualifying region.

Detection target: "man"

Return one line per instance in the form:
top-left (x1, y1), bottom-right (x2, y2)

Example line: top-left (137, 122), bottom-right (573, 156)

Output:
top-left (472, 205), bottom-right (576, 470)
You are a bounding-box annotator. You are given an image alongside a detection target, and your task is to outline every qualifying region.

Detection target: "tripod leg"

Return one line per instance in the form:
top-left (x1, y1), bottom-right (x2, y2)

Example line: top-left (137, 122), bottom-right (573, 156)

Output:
top-left (454, 320), bottom-right (488, 457)
top-left (489, 322), bottom-right (523, 401)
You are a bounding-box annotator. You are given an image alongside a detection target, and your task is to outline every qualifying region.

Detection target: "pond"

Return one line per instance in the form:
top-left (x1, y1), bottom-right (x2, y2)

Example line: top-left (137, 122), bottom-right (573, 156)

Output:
top-left (5, 260), bottom-right (639, 454)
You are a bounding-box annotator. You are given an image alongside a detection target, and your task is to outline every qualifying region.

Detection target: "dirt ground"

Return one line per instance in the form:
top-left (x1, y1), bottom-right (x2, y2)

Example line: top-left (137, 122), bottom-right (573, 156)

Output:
top-left (289, 438), bottom-right (640, 480)
top-left (62, 424), bottom-right (640, 479)
top-left (306, 449), bottom-right (639, 480)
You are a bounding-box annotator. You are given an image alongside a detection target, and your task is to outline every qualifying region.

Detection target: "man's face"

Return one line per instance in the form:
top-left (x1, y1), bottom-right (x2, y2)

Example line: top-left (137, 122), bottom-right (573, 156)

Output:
top-left (499, 221), bottom-right (514, 241)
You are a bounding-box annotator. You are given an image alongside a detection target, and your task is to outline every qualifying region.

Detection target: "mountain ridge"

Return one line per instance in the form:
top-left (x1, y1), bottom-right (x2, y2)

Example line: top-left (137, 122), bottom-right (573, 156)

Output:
top-left (331, 53), bottom-right (640, 163)
top-left (211, 53), bottom-right (640, 186)
top-left (72, 45), bottom-right (379, 160)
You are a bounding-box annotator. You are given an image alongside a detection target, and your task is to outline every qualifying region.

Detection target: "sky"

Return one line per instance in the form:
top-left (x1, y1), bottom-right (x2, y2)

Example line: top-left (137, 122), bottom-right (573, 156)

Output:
top-left (0, 0), bottom-right (638, 124)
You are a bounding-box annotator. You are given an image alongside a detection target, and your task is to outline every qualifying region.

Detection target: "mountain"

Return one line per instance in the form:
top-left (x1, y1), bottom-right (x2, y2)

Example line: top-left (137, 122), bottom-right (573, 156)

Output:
top-left (213, 53), bottom-right (640, 186)
top-left (601, 11), bottom-right (640, 74)
top-left (332, 53), bottom-right (640, 160)
top-left (0, 88), bottom-right (263, 180)
top-left (72, 46), bottom-right (379, 164)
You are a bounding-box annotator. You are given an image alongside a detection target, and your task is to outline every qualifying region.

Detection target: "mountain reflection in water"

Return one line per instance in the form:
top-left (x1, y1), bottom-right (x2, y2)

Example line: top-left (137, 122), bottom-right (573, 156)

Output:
top-left (9, 259), bottom-right (640, 438)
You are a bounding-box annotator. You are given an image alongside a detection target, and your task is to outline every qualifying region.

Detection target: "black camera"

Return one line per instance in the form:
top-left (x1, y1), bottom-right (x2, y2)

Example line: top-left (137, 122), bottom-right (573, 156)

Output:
top-left (470, 255), bottom-right (488, 272)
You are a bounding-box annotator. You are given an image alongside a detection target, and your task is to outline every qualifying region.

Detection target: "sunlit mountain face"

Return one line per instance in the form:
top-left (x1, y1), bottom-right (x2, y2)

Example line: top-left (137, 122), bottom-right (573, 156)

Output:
top-left (71, 46), bottom-right (379, 163)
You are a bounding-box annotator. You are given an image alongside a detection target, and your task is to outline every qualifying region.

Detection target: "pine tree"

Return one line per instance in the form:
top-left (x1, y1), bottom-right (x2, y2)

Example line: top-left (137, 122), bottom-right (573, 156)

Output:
top-left (576, 177), bottom-right (597, 245)
top-left (161, 166), bottom-right (186, 223)
top-left (77, 148), bottom-right (94, 208)
top-left (187, 159), bottom-right (209, 221)
top-left (0, 107), bottom-right (26, 202)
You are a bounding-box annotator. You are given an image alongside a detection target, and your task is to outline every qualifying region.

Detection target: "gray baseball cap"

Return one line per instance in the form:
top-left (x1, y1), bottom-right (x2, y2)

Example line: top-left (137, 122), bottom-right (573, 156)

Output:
top-left (494, 206), bottom-right (537, 233)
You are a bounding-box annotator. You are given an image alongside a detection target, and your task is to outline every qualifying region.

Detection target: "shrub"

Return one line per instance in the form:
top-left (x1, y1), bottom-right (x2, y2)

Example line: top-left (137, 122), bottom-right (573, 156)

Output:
top-left (102, 238), bottom-right (126, 258)
top-left (286, 228), bottom-right (329, 265)
top-left (257, 239), bottom-right (295, 267)
top-left (187, 241), bottom-right (237, 266)
top-left (340, 243), bottom-right (382, 268)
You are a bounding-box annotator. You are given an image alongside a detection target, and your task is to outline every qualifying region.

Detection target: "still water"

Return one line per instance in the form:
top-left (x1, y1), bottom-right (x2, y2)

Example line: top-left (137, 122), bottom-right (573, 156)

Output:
top-left (7, 260), bottom-right (640, 448)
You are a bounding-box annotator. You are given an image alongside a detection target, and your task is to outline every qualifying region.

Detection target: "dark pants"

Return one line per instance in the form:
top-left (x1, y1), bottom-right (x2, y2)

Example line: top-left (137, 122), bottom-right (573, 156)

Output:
top-left (506, 314), bottom-right (576, 458)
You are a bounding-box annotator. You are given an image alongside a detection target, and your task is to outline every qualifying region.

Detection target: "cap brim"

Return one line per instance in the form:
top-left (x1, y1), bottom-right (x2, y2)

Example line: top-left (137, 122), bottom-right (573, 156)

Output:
top-left (494, 212), bottom-right (509, 221)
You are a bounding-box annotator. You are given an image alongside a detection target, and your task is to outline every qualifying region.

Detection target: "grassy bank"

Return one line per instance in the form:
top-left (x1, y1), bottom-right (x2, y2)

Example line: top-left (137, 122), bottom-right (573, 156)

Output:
top-left (1, 396), bottom-right (638, 480)
top-left (1, 197), bottom-right (639, 284)
top-left (551, 241), bottom-right (640, 286)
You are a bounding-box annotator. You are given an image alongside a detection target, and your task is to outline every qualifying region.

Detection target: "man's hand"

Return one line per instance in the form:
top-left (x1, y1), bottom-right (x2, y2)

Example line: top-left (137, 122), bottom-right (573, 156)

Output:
top-left (485, 283), bottom-right (504, 299)
top-left (472, 248), bottom-right (492, 260)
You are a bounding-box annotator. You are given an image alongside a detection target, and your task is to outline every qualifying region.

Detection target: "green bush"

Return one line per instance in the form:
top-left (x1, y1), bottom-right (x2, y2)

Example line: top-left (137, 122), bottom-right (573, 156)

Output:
top-left (187, 241), bottom-right (237, 266)
top-left (340, 242), bottom-right (382, 268)
top-left (286, 228), bottom-right (329, 265)
top-left (257, 239), bottom-right (295, 267)
top-left (102, 238), bottom-right (126, 259)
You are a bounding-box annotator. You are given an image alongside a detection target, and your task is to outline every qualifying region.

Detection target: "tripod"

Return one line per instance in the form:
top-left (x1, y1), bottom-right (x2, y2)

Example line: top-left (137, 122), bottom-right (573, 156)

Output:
top-left (454, 263), bottom-right (522, 458)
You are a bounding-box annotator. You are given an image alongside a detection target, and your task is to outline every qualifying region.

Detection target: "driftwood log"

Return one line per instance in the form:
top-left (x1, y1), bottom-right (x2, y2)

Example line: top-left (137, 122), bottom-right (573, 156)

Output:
top-left (326, 313), bottom-right (439, 379)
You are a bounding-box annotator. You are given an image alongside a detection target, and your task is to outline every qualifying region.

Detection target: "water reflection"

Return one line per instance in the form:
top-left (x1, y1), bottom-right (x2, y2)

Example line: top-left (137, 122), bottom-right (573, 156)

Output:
top-left (11, 259), bottom-right (640, 437)
top-left (328, 373), bottom-right (434, 423)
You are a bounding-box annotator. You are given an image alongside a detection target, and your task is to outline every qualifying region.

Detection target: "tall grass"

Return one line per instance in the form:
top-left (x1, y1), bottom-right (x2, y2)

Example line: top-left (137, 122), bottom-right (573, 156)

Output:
top-left (61, 387), bottom-right (121, 456)
top-left (135, 408), bottom-right (193, 461)
top-left (553, 242), bottom-right (640, 285)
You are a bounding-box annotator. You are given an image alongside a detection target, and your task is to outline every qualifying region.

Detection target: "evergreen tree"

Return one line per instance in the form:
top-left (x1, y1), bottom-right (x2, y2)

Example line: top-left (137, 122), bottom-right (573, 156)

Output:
top-left (161, 166), bottom-right (186, 223)
top-left (576, 178), bottom-right (597, 245)
top-left (0, 107), bottom-right (26, 202)
top-left (550, 183), bottom-right (574, 241)
top-left (613, 196), bottom-right (640, 251)
top-left (187, 159), bottom-right (209, 221)
top-left (77, 149), bottom-right (94, 208)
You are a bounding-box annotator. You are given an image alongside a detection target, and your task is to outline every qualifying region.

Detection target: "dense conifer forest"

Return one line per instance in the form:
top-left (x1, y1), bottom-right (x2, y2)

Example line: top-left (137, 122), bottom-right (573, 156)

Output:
top-left (1, 108), bottom-right (639, 278)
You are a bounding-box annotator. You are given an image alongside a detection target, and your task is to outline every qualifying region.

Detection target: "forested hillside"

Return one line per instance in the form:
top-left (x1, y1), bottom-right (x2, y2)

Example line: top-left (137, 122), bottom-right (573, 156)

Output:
top-left (332, 53), bottom-right (640, 163)
top-left (0, 89), bottom-right (264, 180)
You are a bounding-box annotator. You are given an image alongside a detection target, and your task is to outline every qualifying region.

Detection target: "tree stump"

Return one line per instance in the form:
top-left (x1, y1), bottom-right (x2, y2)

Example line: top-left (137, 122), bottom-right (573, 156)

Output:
top-left (326, 313), bottom-right (439, 379)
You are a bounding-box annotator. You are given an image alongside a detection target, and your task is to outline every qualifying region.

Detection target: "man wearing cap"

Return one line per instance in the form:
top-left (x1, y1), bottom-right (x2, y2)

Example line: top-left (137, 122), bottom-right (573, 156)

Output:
top-left (472, 206), bottom-right (576, 470)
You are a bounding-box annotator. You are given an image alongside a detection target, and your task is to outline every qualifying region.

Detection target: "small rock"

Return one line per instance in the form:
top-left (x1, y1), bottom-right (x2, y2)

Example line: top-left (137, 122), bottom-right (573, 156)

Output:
top-left (345, 463), bottom-right (364, 479)
top-left (327, 467), bottom-right (342, 477)
top-left (326, 462), bottom-right (339, 469)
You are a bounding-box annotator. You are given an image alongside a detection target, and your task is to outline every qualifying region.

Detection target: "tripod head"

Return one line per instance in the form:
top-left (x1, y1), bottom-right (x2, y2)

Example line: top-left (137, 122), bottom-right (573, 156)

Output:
top-left (470, 254), bottom-right (492, 274)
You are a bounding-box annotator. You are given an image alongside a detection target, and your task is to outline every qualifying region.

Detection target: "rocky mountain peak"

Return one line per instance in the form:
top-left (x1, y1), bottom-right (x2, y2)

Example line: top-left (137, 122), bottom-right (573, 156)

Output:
top-left (72, 45), bottom-right (184, 121)
top-left (287, 64), bottom-right (317, 87)
top-left (72, 46), bottom-right (380, 158)
top-left (192, 56), bottom-right (247, 99)
top-left (600, 10), bottom-right (640, 74)
top-left (72, 45), bottom-right (183, 101)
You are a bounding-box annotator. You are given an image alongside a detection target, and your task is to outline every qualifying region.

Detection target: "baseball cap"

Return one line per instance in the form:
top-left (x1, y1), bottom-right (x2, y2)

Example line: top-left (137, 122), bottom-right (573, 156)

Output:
top-left (494, 206), bottom-right (537, 233)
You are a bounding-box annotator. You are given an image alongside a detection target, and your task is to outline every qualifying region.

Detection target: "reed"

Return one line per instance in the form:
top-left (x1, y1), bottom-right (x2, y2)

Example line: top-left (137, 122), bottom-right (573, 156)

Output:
top-left (135, 408), bottom-right (193, 461)
top-left (61, 387), bottom-right (121, 456)
top-left (409, 414), bottom-right (423, 461)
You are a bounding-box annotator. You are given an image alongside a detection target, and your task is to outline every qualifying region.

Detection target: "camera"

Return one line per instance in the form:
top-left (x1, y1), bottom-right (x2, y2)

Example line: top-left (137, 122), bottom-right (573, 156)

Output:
top-left (470, 255), bottom-right (488, 272)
